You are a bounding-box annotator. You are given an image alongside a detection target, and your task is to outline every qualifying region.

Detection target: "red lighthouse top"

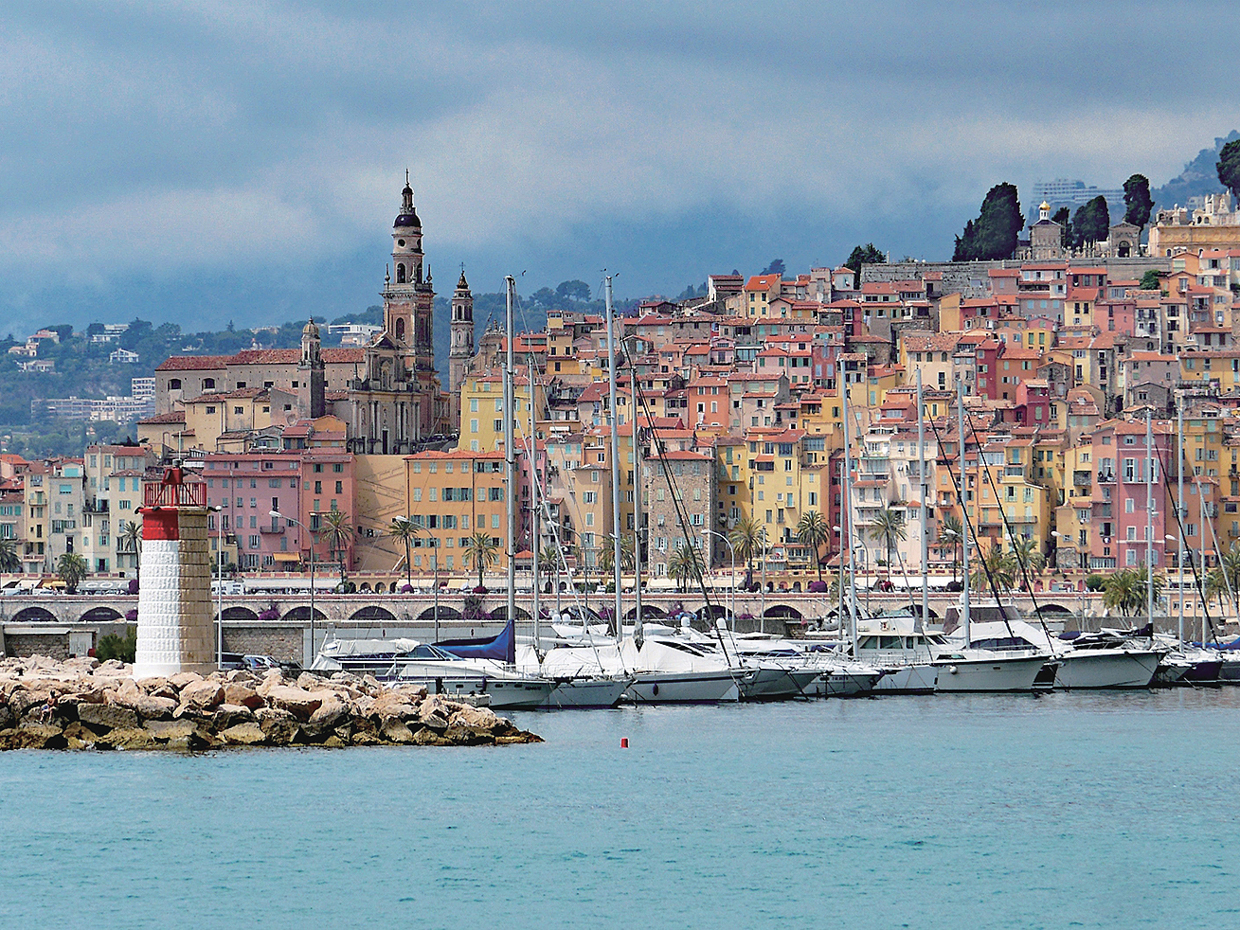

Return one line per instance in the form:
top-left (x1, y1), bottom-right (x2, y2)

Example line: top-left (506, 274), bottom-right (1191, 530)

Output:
top-left (142, 466), bottom-right (206, 509)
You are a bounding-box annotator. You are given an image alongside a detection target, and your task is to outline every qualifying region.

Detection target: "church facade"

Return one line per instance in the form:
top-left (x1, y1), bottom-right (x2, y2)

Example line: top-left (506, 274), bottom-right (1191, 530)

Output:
top-left (150, 179), bottom-right (453, 455)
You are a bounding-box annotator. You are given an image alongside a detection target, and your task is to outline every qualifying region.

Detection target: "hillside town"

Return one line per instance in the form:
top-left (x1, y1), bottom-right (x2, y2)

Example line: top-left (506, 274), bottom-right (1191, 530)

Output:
top-left (4, 181), bottom-right (1240, 601)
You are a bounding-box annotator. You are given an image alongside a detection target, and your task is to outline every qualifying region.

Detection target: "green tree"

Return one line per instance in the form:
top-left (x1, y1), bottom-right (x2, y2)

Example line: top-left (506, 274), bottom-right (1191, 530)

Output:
top-left (953, 183), bottom-right (1022, 261)
top-left (464, 531), bottom-right (499, 590)
top-left (868, 505), bottom-right (908, 573)
top-left (844, 243), bottom-right (885, 279)
top-left (668, 542), bottom-right (705, 593)
top-left (1122, 174), bottom-right (1154, 230)
top-left (761, 258), bottom-right (786, 276)
top-left (796, 510), bottom-right (833, 584)
top-left (1218, 139), bottom-right (1240, 202)
top-left (320, 509), bottom-right (352, 590)
top-left (597, 534), bottom-right (635, 577)
top-left (118, 519), bottom-right (141, 580)
top-left (1101, 567), bottom-right (1164, 617)
top-left (1052, 206), bottom-right (1072, 248)
top-left (555, 280), bottom-right (592, 302)
top-left (0, 538), bottom-right (20, 573)
top-left (938, 514), bottom-right (964, 584)
top-left (387, 517), bottom-right (418, 589)
top-left (1071, 196), bottom-right (1110, 248)
top-left (729, 516), bottom-right (765, 589)
top-left (57, 552), bottom-right (88, 594)
top-left (1140, 269), bottom-right (1162, 291)
top-left (1008, 536), bottom-right (1046, 589)
top-left (970, 542), bottom-right (1016, 594)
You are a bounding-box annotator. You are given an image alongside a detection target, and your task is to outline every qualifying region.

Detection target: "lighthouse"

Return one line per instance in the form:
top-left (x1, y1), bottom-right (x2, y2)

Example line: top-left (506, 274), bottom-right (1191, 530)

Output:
top-left (132, 466), bottom-right (217, 679)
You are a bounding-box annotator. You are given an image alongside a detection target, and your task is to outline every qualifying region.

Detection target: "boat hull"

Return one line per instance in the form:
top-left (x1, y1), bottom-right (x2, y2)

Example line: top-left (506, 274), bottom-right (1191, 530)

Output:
top-left (740, 667), bottom-right (818, 701)
top-left (1053, 650), bottom-right (1160, 689)
top-left (872, 663), bottom-right (937, 694)
top-left (541, 677), bottom-right (629, 709)
top-left (624, 671), bottom-right (741, 704)
top-left (399, 675), bottom-right (557, 709)
top-left (933, 654), bottom-right (1047, 692)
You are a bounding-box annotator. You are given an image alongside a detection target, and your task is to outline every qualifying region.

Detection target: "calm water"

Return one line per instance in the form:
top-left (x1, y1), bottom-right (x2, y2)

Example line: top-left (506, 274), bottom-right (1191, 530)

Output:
top-left (2, 690), bottom-right (1239, 929)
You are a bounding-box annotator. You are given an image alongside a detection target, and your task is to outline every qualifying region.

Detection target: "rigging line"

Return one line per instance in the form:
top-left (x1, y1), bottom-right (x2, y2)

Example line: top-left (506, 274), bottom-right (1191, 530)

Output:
top-left (618, 335), bottom-right (727, 654)
top-left (845, 403), bottom-right (920, 622)
top-left (960, 414), bottom-right (1056, 645)
top-left (1151, 436), bottom-right (1217, 643)
top-left (923, 404), bottom-right (1015, 632)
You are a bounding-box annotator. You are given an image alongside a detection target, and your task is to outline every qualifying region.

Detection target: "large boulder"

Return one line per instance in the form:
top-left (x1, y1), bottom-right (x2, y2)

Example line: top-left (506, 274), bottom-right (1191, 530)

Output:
top-left (168, 671), bottom-right (203, 690)
top-left (221, 723), bottom-right (267, 745)
top-left (254, 707), bottom-right (299, 744)
top-left (212, 703), bottom-right (256, 729)
top-left (264, 686), bottom-right (323, 721)
top-left (179, 680), bottom-right (225, 711)
top-left (144, 719), bottom-right (197, 741)
top-left (370, 690), bottom-right (419, 722)
top-left (222, 683), bottom-right (263, 710)
top-left (98, 727), bottom-right (156, 751)
top-left (111, 681), bottom-right (177, 720)
top-left (308, 695), bottom-right (350, 730)
top-left (77, 703), bottom-right (139, 733)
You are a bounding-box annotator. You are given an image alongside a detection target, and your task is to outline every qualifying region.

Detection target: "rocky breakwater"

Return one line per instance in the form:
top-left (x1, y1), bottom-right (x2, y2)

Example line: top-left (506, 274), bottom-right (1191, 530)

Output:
top-left (0, 656), bottom-right (543, 750)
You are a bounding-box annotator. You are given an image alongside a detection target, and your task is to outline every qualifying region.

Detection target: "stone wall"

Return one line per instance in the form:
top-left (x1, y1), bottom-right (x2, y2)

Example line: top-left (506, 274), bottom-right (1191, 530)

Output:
top-left (223, 627), bottom-right (304, 661)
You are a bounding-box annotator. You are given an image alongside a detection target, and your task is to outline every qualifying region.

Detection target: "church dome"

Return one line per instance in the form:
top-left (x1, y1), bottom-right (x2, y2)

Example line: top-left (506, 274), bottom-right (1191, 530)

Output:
top-left (394, 208), bottom-right (421, 228)
top-left (302, 319), bottom-right (320, 339)
top-left (395, 181), bottom-right (421, 228)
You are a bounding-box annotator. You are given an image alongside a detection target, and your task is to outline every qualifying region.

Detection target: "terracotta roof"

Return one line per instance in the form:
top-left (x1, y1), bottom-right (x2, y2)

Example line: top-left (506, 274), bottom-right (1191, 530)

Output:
top-left (155, 355), bottom-right (230, 371)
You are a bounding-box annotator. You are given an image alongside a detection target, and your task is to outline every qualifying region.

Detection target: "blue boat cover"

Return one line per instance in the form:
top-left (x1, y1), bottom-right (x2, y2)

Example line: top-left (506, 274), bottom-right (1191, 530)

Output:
top-left (435, 618), bottom-right (516, 664)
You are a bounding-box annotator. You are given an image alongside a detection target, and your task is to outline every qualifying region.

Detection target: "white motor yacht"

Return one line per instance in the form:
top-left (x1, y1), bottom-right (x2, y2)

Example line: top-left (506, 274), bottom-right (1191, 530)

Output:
top-left (964, 620), bottom-right (1160, 690)
top-left (312, 637), bottom-right (556, 709)
top-left (540, 635), bottom-right (746, 703)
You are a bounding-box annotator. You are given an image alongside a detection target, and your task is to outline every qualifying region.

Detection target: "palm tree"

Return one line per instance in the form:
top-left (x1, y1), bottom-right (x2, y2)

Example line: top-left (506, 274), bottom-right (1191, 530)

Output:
top-left (1218, 543), bottom-right (1240, 611)
top-left (1101, 568), bottom-right (1163, 617)
top-left (118, 519), bottom-right (141, 580)
top-left (0, 538), bottom-right (20, 574)
top-left (729, 516), bottom-right (764, 589)
top-left (796, 510), bottom-right (832, 584)
top-left (869, 504), bottom-right (908, 575)
top-left (57, 551), bottom-right (88, 594)
top-left (387, 517), bottom-right (418, 590)
top-left (969, 542), bottom-right (1016, 594)
top-left (597, 534), bottom-right (635, 577)
top-left (1008, 536), bottom-right (1046, 589)
top-left (1205, 567), bottom-right (1229, 613)
top-left (319, 509), bottom-right (352, 590)
top-left (669, 542), bottom-right (705, 592)
top-left (464, 531), bottom-right (499, 591)
top-left (938, 514), bottom-right (964, 583)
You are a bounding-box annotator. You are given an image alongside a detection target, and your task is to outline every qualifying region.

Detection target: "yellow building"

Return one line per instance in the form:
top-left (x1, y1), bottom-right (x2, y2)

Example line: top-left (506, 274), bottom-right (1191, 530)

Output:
top-left (403, 449), bottom-right (511, 577)
top-left (458, 373), bottom-right (544, 455)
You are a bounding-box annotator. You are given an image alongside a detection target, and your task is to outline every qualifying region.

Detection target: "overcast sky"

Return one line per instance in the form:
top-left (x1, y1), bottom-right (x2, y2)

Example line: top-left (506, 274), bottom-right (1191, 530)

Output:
top-left (2, 0), bottom-right (1236, 332)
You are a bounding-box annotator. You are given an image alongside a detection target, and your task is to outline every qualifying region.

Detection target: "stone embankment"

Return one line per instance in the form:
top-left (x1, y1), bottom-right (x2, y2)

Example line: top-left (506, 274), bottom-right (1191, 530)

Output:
top-left (0, 656), bottom-right (542, 750)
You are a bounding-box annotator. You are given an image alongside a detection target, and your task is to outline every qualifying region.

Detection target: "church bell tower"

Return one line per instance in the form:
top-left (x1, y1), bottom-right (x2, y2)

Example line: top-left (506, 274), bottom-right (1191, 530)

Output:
top-left (449, 269), bottom-right (475, 427)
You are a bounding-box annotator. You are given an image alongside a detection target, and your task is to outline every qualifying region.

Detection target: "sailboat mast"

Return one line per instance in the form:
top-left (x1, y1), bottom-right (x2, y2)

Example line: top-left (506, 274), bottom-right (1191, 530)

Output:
top-left (842, 361), bottom-right (858, 651)
top-left (631, 340), bottom-right (644, 645)
top-left (1146, 407), bottom-right (1154, 631)
top-left (529, 354), bottom-right (540, 650)
top-left (505, 276), bottom-right (517, 638)
top-left (958, 385), bottom-right (970, 646)
top-left (917, 367), bottom-right (928, 630)
top-left (1178, 395), bottom-right (1184, 644)
top-left (605, 275), bottom-right (623, 641)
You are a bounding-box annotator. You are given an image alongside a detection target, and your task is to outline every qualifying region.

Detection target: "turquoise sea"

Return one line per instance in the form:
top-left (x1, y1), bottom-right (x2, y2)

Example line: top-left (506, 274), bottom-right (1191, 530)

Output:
top-left (3, 689), bottom-right (1238, 929)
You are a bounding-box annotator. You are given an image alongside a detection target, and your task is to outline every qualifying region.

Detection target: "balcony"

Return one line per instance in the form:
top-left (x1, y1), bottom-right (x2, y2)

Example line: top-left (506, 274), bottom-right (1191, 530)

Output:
top-left (1073, 472), bottom-right (1092, 488)
top-left (84, 498), bottom-right (109, 514)
top-left (1096, 471), bottom-right (1115, 484)
top-left (259, 522), bottom-right (284, 534)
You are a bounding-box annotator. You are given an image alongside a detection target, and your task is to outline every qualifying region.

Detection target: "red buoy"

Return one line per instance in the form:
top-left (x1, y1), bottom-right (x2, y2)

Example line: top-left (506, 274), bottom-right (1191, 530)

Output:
top-left (620, 738), bottom-right (629, 748)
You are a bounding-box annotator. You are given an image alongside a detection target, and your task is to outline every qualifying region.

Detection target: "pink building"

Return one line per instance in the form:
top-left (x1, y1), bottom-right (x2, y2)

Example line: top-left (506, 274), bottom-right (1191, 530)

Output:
top-left (199, 450), bottom-right (355, 572)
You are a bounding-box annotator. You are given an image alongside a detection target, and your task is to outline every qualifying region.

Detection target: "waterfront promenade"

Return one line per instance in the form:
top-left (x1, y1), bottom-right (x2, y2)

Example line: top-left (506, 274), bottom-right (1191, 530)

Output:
top-left (4, 586), bottom-right (1232, 666)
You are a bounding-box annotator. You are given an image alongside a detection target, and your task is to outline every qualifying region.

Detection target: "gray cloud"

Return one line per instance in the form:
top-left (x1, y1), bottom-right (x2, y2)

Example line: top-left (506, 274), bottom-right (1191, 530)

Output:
top-left (0, 0), bottom-right (1236, 328)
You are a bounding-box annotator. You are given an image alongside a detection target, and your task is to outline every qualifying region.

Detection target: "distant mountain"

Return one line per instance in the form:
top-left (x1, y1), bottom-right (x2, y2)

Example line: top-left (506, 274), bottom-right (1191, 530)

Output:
top-left (1152, 130), bottom-right (1239, 211)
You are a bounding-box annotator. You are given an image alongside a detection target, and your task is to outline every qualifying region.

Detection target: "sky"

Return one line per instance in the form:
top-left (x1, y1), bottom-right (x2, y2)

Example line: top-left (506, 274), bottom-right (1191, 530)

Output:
top-left (2, 0), bottom-right (1238, 333)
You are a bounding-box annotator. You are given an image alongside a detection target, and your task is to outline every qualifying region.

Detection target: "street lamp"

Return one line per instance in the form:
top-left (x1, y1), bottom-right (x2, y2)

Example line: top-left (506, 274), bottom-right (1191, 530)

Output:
top-left (272, 509), bottom-right (317, 666)
top-left (702, 528), bottom-right (736, 631)
top-left (394, 516), bottom-right (440, 642)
